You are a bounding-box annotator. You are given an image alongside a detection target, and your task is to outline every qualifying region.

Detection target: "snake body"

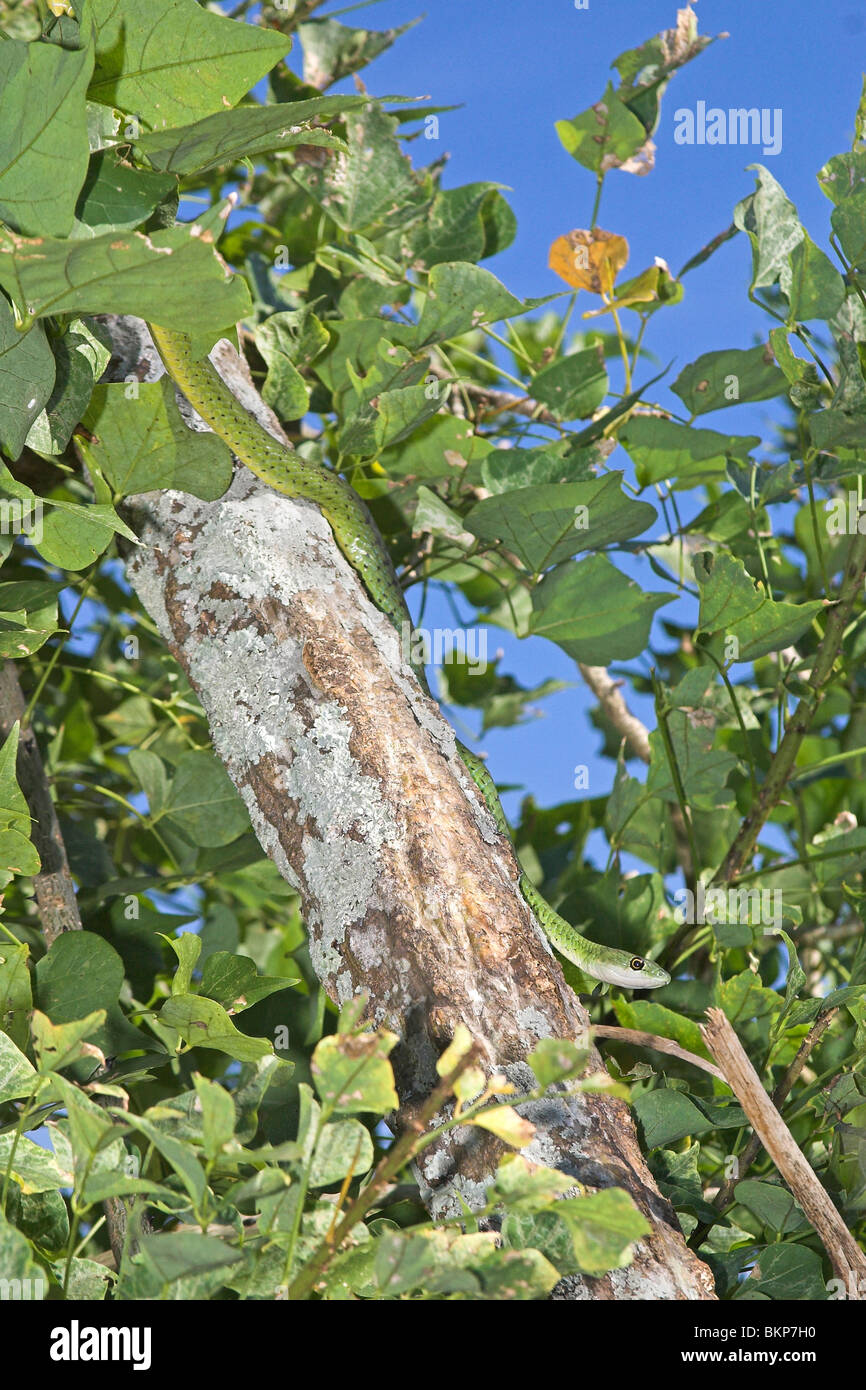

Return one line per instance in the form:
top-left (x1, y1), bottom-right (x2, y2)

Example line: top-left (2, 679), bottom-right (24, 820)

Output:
top-left (149, 323), bottom-right (669, 990)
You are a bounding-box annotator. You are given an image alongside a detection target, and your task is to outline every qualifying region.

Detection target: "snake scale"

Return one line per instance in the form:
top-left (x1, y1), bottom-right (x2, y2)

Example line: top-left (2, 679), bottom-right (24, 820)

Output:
top-left (149, 322), bottom-right (670, 990)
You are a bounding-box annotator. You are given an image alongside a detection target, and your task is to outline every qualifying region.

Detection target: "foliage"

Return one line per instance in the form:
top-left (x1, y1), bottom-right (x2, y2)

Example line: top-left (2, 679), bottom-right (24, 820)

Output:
top-left (0, 0), bottom-right (864, 1299)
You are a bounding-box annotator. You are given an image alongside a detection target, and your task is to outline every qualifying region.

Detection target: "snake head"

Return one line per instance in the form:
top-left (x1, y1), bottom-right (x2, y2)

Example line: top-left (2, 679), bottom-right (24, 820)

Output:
top-left (591, 950), bottom-right (670, 990)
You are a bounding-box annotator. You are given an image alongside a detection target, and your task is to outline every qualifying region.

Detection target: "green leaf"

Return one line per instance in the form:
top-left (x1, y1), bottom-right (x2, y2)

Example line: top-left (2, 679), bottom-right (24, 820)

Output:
top-left (526, 1038), bottom-right (590, 1089)
top-left (0, 468), bottom-right (136, 570)
top-left (73, 151), bottom-right (177, 236)
top-left (480, 444), bottom-right (598, 493)
top-left (529, 346), bottom-right (608, 421)
top-left (52, 1256), bottom-right (113, 1301)
top-left (0, 722), bottom-right (40, 879)
top-left (47, 1075), bottom-right (117, 1180)
top-left (832, 192), bottom-right (866, 271)
top-left (671, 345), bottom-right (787, 416)
top-left (613, 998), bottom-right (710, 1059)
top-left (120, 1113), bottom-right (207, 1206)
top-left (0, 940), bottom-right (31, 1051)
top-left (633, 1089), bottom-right (715, 1149)
top-left (293, 102), bottom-right (422, 234)
top-left (558, 1189), bottom-right (650, 1276)
top-left (415, 263), bottom-right (530, 346)
top-left (465, 472), bottom-right (655, 574)
top-left (25, 320), bottom-right (112, 456)
top-left (88, 0), bottom-right (290, 131)
top-left (255, 314), bottom-right (321, 421)
top-left (0, 1132), bottom-right (72, 1193)
top-left (645, 715), bottom-right (739, 812)
top-left (649, 1147), bottom-right (719, 1222)
top-left (784, 234), bottom-right (846, 323)
top-left (35, 933), bottom-right (143, 1056)
top-left (16, 1188), bottom-right (69, 1253)
top-left (734, 1179), bottom-right (806, 1235)
top-left (30, 1009), bottom-right (106, 1075)
top-left (133, 95), bottom-right (370, 175)
top-left (159, 994), bottom-right (272, 1063)
top-left (503, 1189), bottom-right (647, 1279)
top-left (719, 970), bottom-right (782, 1024)
top-left (769, 328), bottom-right (824, 409)
top-left (0, 37), bottom-right (93, 237)
top-left (309, 1118), bottom-right (374, 1187)
top-left (164, 931), bottom-right (202, 996)
top-left (0, 222), bottom-right (251, 344)
top-left (193, 1073), bottom-right (236, 1161)
top-left (818, 149), bottom-right (866, 205)
top-left (128, 748), bottom-right (169, 818)
top-left (408, 183), bottom-right (514, 269)
top-left (413, 486), bottom-right (473, 547)
top-left (0, 298), bottom-right (55, 462)
top-left (0, 1208), bottom-right (45, 1289)
top-left (82, 380), bottom-right (233, 500)
top-left (487, 1153), bottom-right (576, 1213)
top-left (0, 578), bottom-right (61, 662)
top-left (734, 165), bottom-right (805, 292)
top-left (311, 1030), bottom-right (399, 1114)
top-left (380, 412), bottom-right (493, 483)
top-left (746, 1243), bottom-right (828, 1300)
top-left (0, 1029), bottom-right (37, 1104)
top-left (555, 82), bottom-right (648, 173)
top-left (139, 1231), bottom-right (244, 1285)
top-left (529, 554), bottom-right (672, 663)
top-left (772, 928), bottom-right (806, 1027)
top-left (199, 951), bottom-right (296, 1013)
top-left (161, 751), bottom-right (250, 849)
top-left (694, 551), bottom-right (824, 663)
top-left (297, 16), bottom-right (418, 89)
top-left (620, 416), bottom-right (760, 489)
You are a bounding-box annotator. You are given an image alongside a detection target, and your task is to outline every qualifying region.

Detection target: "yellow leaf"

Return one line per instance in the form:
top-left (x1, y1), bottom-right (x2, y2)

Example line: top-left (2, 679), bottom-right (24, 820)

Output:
top-left (582, 265), bottom-right (661, 317)
top-left (471, 1105), bottom-right (535, 1148)
top-left (436, 1023), bottom-right (475, 1078)
top-left (454, 1067), bottom-right (486, 1107)
top-left (548, 228), bottom-right (629, 295)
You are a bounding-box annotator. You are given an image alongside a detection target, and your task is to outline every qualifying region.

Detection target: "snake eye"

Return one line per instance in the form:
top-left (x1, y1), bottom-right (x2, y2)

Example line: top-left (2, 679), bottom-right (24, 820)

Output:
top-left (630, 957), bottom-right (645, 972)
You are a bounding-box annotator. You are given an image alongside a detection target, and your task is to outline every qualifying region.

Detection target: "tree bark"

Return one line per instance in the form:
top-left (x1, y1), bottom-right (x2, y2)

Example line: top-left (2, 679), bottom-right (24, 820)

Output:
top-left (106, 316), bottom-right (715, 1300)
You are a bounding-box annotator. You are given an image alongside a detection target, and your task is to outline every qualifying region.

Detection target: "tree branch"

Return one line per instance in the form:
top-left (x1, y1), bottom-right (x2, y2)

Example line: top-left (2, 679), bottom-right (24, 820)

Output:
top-left (701, 1008), bottom-right (865, 1290)
top-left (0, 663), bottom-right (81, 945)
top-left (690, 1008), bottom-right (838, 1247)
top-left (592, 1025), bottom-right (726, 1082)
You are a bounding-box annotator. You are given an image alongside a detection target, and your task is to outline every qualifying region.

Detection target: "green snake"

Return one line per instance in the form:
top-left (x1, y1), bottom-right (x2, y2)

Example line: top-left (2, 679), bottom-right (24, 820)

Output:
top-left (149, 323), bottom-right (670, 991)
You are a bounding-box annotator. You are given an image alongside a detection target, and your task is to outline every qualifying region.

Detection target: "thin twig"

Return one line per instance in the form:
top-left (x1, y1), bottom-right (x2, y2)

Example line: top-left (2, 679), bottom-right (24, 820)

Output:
top-left (592, 1026), bottom-right (726, 1081)
top-left (717, 528), bottom-right (866, 883)
top-left (578, 663), bottom-right (694, 885)
top-left (700, 1008), bottom-right (864, 1290)
top-left (690, 1009), bottom-right (838, 1247)
top-left (0, 662), bottom-right (81, 944)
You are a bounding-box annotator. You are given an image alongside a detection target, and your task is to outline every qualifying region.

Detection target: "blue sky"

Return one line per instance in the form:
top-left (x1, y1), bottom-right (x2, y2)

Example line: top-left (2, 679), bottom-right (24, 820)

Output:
top-left (273, 0), bottom-right (866, 843)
